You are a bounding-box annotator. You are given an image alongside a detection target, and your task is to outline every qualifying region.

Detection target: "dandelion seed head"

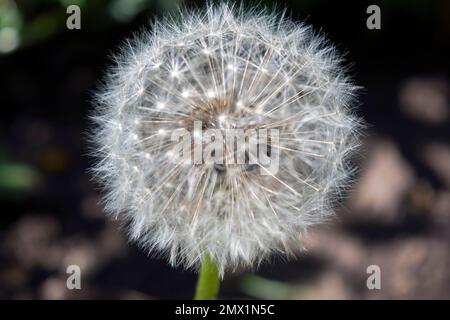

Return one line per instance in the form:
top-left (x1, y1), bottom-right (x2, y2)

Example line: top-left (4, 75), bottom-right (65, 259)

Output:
top-left (90, 4), bottom-right (362, 275)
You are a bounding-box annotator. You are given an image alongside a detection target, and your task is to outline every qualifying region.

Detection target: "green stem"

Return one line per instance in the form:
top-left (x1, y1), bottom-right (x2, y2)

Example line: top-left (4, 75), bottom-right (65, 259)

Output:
top-left (194, 254), bottom-right (220, 300)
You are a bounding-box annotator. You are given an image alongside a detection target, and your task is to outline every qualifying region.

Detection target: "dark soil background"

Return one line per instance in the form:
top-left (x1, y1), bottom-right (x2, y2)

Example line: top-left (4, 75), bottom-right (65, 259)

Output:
top-left (0, 0), bottom-right (449, 299)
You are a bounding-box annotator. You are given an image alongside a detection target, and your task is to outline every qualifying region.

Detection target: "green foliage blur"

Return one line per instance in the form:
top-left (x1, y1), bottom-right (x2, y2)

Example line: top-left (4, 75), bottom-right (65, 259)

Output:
top-left (0, 0), bottom-right (434, 55)
top-left (0, 0), bottom-right (183, 54)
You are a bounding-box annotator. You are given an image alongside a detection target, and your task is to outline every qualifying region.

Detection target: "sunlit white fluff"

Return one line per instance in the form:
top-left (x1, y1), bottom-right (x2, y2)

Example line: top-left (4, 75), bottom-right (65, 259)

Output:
top-left (90, 4), bottom-right (362, 275)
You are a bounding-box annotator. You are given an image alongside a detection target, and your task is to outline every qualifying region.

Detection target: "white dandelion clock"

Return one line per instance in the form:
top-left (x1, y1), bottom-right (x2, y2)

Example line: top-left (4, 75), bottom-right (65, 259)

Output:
top-left (90, 4), bottom-right (362, 285)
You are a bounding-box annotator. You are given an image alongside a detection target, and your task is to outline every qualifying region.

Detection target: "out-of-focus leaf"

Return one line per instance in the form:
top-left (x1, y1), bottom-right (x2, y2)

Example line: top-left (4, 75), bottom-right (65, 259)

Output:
top-left (239, 274), bottom-right (307, 300)
top-left (108, 0), bottom-right (150, 22)
top-left (0, 0), bottom-right (23, 54)
top-left (0, 162), bottom-right (40, 191)
top-left (59, 0), bottom-right (87, 7)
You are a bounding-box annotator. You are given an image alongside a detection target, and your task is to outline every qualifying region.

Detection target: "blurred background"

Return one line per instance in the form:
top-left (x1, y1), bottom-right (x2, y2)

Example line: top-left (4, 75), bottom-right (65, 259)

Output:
top-left (0, 0), bottom-right (449, 299)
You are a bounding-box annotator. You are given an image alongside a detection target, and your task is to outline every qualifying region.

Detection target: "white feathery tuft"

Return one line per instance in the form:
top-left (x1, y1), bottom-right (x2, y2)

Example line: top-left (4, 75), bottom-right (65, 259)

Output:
top-left (90, 3), bottom-right (363, 275)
